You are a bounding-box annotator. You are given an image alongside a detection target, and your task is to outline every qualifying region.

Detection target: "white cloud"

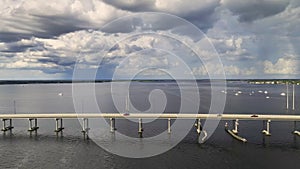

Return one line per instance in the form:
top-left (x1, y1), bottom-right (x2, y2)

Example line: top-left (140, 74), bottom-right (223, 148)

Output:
top-left (264, 55), bottom-right (299, 74)
top-left (113, 49), bottom-right (170, 77)
top-left (0, 29), bottom-right (198, 78)
top-left (192, 63), bottom-right (256, 77)
top-left (0, 0), bottom-right (299, 79)
top-left (204, 8), bottom-right (259, 62)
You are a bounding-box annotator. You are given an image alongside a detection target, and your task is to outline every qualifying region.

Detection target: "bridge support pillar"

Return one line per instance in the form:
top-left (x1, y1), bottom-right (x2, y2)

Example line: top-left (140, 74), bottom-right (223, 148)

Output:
top-left (262, 120), bottom-right (271, 136)
top-left (167, 118), bottom-right (171, 134)
top-left (293, 121), bottom-right (300, 136)
top-left (195, 119), bottom-right (208, 142)
top-left (196, 118), bottom-right (202, 134)
top-left (110, 118), bottom-right (116, 132)
top-left (28, 118), bottom-right (39, 132)
top-left (1, 119), bottom-right (14, 132)
top-left (81, 118), bottom-right (90, 139)
top-left (138, 118), bottom-right (143, 138)
top-left (55, 118), bottom-right (64, 133)
top-left (225, 120), bottom-right (247, 142)
top-left (232, 119), bottom-right (239, 134)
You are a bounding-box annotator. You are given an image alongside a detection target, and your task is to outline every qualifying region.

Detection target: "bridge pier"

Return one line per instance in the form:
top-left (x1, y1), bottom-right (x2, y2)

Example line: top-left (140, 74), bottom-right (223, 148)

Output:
top-left (194, 118), bottom-right (201, 134)
top-left (110, 118), bottom-right (116, 132)
top-left (138, 118), bottom-right (143, 138)
top-left (1, 119), bottom-right (14, 132)
top-left (225, 120), bottom-right (247, 142)
top-left (194, 119), bottom-right (208, 142)
top-left (232, 119), bottom-right (239, 134)
top-left (54, 118), bottom-right (64, 133)
top-left (262, 120), bottom-right (271, 136)
top-left (293, 121), bottom-right (300, 136)
top-left (167, 118), bottom-right (171, 134)
top-left (81, 118), bottom-right (90, 139)
top-left (28, 118), bottom-right (39, 132)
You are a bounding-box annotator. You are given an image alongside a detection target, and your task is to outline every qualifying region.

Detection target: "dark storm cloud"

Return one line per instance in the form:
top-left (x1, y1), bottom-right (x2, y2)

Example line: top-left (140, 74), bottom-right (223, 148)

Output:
top-left (100, 14), bottom-right (187, 34)
top-left (101, 0), bottom-right (221, 32)
top-left (37, 56), bottom-right (76, 67)
top-left (0, 0), bottom-right (221, 42)
top-left (0, 0), bottom-right (125, 43)
top-left (222, 0), bottom-right (290, 22)
top-left (0, 15), bottom-right (89, 43)
top-left (0, 44), bottom-right (35, 53)
top-left (32, 15), bottom-right (89, 37)
top-left (103, 0), bottom-right (155, 12)
top-left (181, 6), bottom-right (219, 32)
top-left (34, 55), bottom-right (75, 74)
top-left (0, 32), bottom-right (33, 43)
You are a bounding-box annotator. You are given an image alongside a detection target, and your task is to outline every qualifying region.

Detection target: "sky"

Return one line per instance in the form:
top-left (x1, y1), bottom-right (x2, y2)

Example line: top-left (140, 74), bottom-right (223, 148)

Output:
top-left (0, 0), bottom-right (299, 80)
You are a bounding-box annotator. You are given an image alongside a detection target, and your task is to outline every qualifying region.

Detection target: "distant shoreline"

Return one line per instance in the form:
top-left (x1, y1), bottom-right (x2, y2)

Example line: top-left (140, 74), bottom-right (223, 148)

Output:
top-left (0, 79), bottom-right (300, 85)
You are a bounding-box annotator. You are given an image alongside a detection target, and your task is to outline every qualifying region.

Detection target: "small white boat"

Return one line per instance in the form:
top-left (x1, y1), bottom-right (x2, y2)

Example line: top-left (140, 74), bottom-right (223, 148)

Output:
top-left (58, 93), bottom-right (63, 96)
top-left (280, 93), bottom-right (286, 96)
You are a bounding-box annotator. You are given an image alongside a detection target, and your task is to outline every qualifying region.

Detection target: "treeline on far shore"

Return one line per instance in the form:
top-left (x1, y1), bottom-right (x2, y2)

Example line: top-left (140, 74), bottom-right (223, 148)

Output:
top-left (247, 79), bottom-right (300, 85)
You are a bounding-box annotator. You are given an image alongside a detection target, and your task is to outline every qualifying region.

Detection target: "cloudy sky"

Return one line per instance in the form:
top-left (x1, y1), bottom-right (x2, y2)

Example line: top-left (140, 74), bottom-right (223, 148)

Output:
top-left (0, 0), bottom-right (299, 80)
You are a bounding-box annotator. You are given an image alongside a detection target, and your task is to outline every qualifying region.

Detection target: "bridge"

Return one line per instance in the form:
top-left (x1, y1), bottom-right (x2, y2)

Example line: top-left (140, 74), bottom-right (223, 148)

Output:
top-left (1, 113), bottom-right (300, 142)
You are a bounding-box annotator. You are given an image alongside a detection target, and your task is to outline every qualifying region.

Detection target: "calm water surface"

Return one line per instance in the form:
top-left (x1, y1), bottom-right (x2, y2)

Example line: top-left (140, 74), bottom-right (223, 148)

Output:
top-left (0, 81), bottom-right (300, 169)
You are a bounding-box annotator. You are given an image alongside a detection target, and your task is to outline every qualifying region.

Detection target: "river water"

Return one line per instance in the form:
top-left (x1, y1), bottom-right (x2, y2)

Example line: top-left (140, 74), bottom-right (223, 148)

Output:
top-left (0, 81), bottom-right (299, 169)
